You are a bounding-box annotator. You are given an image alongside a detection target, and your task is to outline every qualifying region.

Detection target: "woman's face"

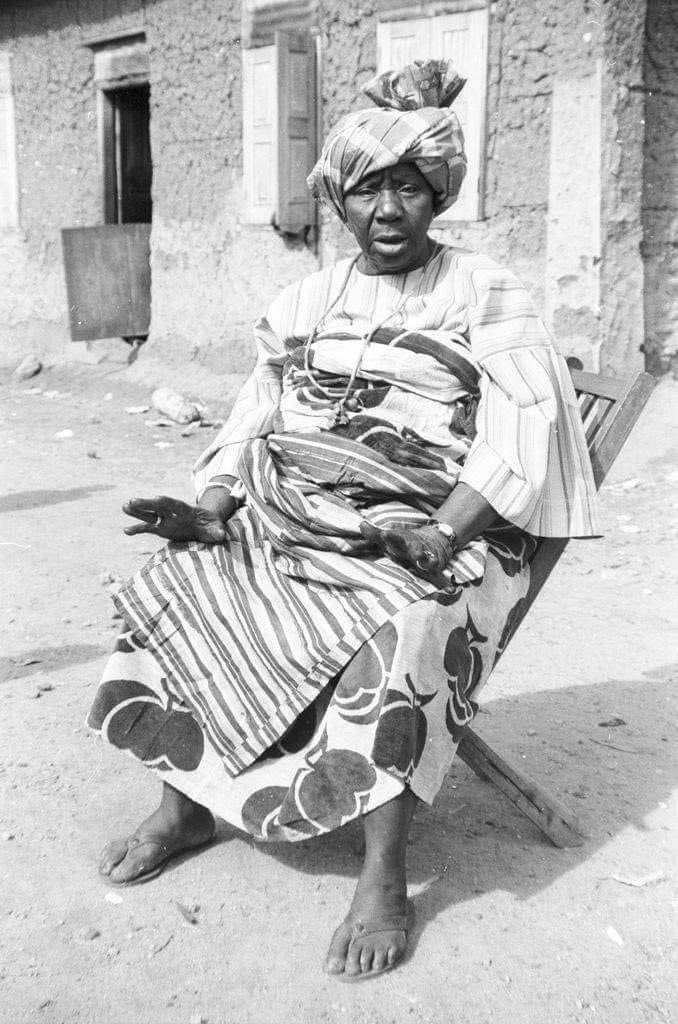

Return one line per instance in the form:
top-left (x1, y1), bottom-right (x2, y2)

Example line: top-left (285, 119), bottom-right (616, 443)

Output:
top-left (344, 163), bottom-right (435, 276)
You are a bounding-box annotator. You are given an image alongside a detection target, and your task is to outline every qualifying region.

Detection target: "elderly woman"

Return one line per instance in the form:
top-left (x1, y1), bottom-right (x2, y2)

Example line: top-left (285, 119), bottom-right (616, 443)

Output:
top-left (90, 61), bottom-right (598, 980)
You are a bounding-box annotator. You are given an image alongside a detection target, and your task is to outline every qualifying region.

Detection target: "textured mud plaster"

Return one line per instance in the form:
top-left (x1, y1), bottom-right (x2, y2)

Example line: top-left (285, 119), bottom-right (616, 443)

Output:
top-left (317, 1), bottom-right (671, 376)
top-left (0, 1), bottom-right (144, 361)
top-left (142, 0), bottom-right (317, 386)
top-left (599, 0), bottom-right (648, 376)
top-left (317, 0), bottom-right (610, 366)
top-left (0, 0), bottom-right (665, 383)
top-left (314, 0), bottom-right (377, 267)
top-left (0, 0), bottom-right (317, 380)
top-left (642, 0), bottom-right (678, 375)
top-left (545, 67), bottom-right (602, 368)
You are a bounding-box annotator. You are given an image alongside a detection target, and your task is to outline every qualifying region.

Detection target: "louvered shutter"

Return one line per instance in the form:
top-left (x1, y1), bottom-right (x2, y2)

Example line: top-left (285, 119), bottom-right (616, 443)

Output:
top-left (242, 33), bottom-right (317, 231)
top-left (242, 44), bottom-right (277, 224)
top-left (435, 10), bottom-right (488, 222)
top-left (377, 17), bottom-right (428, 71)
top-left (276, 30), bottom-right (316, 234)
top-left (0, 52), bottom-right (19, 228)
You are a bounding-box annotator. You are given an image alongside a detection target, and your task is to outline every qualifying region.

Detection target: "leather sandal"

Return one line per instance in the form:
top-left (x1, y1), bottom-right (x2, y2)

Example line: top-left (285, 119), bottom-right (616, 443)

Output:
top-left (336, 905), bottom-right (412, 982)
top-left (102, 829), bottom-right (216, 887)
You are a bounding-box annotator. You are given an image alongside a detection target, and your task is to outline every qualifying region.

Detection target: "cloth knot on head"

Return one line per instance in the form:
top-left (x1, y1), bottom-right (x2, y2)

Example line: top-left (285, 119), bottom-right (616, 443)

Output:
top-left (307, 59), bottom-right (468, 222)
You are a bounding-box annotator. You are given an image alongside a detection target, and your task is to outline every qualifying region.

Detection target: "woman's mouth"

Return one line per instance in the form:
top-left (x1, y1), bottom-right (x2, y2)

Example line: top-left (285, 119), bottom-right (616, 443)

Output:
top-left (372, 235), bottom-right (408, 253)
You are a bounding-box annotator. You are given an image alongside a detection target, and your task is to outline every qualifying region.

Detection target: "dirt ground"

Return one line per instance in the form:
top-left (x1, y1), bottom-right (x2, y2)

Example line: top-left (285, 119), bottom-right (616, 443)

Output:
top-left (1, 361), bottom-right (677, 1024)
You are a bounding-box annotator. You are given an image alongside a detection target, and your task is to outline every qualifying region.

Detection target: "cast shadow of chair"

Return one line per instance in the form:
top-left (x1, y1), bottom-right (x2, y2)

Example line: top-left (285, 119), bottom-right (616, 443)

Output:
top-left (253, 665), bottom-right (677, 954)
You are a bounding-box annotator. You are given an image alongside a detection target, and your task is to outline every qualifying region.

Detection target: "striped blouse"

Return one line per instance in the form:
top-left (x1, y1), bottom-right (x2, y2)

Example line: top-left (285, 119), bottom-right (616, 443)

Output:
top-left (194, 247), bottom-right (600, 538)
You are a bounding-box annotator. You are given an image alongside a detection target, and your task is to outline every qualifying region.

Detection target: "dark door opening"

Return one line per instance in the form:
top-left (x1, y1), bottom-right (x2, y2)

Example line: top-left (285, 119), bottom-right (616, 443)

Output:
top-left (102, 83), bottom-right (152, 224)
top-left (62, 77), bottom-right (152, 346)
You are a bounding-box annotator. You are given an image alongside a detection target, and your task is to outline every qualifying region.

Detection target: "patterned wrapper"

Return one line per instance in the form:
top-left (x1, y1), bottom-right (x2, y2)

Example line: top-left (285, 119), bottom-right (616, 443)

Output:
top-left (307, 59), bottom-right (468, 221)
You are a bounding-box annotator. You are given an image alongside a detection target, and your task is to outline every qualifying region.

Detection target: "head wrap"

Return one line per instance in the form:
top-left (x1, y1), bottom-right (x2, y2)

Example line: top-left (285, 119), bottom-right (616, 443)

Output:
top-left (307, 60), bottom-right (467, 222)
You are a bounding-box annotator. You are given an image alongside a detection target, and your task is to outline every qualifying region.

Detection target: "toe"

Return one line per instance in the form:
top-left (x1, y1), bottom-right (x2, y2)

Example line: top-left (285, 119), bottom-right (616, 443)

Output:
top-left (387, 942), bottom-right (401, 968)
top-left (345, 940), bottom-right (364, 977)
top-left (99, 838), bottom-right (129, 876)
top-left (372, 948), bottom-right (388, 974)
top-left (109, 855), bottom-right (144, 885)
top-left (359, 945), bottom-right (375, 975)
top-left (324, 923), bottom-right (351, 975)
top-left (324, 955), bottom-right (346, 976)
top-left (112, 854), bottom-right (158, 884)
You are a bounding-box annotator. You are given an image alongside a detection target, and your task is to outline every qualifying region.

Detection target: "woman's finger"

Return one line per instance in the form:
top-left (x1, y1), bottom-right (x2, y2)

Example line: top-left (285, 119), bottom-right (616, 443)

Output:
top-left (397, 442), bottom-right (445, 470)
top-left (415, 548), bottom-right (437, 569)
top-left (381, 529), bottom-right (414, 561)
top-left (123, 522), bottom-right (158, 536)
top-left (123, 498), bottom-right (162, 521)
top-left (361, 525), bottom-right (416, 565)
top-left (198, 522), bottom-right (227, 544)
top-left (359, 521), bottom-right (385, 546)
top-left (152, 495), bottom-right (190, 516)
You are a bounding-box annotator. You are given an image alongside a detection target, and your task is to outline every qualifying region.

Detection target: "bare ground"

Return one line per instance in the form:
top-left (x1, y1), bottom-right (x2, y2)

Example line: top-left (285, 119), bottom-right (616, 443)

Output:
top-left (1, 363), bottom-right (677, 1024)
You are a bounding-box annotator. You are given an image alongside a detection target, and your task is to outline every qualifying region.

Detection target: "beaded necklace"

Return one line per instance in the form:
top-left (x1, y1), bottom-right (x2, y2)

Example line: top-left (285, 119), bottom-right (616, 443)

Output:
top-left (302, 252), bottom-right (434, 426)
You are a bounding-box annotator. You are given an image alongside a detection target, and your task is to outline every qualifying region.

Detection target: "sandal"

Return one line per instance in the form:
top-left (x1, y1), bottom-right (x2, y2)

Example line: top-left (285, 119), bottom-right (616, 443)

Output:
top-left (336, 905), bottom-right (412, 982)
top-left (101, 829), bottom-right (216, 887)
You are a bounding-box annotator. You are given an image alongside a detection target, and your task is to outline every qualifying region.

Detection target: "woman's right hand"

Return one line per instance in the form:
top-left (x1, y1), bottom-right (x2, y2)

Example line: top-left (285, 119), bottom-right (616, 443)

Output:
top-left (123, 494), bottom-right (235, 543)
top-left (360, 521), bottom-right (453, 585)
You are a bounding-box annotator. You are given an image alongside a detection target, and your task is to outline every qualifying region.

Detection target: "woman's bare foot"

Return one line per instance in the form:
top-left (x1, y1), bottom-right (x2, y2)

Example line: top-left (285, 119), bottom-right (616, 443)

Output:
top-left (324, 788), bottom-right (416, 980)
top-left (99, 784), bottom-right (215, 885)
top-left (324, 858), bottom-right (408, 978)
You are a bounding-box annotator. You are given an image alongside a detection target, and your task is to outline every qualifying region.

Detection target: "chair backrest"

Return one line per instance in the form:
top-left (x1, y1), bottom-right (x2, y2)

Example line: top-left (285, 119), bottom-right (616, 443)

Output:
top-left (571, 369), bottom-right (657, 488)
top-left (498, 368), bottom-right (656, 651)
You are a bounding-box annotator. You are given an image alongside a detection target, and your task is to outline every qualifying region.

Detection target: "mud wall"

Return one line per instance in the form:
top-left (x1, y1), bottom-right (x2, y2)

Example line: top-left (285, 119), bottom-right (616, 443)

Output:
top-left (642, 0), bottom-right (678, 376)
top-left (0, 0), bottom-right (317, 384)
top-left (318, 1), bottom-right (601, 307)
top-left (598, 0), bottom-right (647, 375)
top-left (0, 0), bottom-right (664, 382)
top-left (142, 0), bottom-right (317, 385)
top-left (0, 0), bottom-right (137, 356)
top-left (318, 0), bottom-right (650, 372)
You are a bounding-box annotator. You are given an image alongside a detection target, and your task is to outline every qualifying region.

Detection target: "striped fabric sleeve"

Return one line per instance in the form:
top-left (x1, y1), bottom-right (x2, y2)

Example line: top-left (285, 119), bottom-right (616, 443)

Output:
top-left (192, 310), bottom-right (286, 500)
top-left (458, 257), bottom-right (600, 538)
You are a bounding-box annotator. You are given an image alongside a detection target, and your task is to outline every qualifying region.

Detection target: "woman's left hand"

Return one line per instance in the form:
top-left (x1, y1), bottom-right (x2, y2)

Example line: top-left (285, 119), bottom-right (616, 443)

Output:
top-left (360, 521), bottom-right (453, 583)
top-left (123, 495), bottom-right (228, 543)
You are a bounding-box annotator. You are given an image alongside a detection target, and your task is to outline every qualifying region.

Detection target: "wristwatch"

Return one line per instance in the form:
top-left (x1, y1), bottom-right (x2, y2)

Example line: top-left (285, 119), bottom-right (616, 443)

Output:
top-left (428, 519), bottom-right (458, 551)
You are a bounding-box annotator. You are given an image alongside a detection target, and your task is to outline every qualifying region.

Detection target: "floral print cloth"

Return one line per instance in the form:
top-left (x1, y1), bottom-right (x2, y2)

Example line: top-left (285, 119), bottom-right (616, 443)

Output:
top-left (89, 526), bottom-right (535, 842)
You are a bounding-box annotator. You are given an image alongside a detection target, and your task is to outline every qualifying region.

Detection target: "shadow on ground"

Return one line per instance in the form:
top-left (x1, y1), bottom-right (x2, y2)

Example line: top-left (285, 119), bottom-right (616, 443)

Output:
top-left (0, 485), bottom-right (114, 514)
top-left (242, 666), bottom-right (676, 953)
top-left (0, 643), bottom-right (108, 683)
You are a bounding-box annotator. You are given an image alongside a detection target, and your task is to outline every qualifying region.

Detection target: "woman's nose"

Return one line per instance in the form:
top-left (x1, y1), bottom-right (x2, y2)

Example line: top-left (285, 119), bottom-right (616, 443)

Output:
top-left (376, 189), bottom-right (400, 220)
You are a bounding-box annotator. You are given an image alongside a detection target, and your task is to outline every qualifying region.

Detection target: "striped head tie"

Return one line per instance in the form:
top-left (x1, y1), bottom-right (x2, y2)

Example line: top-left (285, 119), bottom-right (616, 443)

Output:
top-left (307, 59), bottom-right (468, 222)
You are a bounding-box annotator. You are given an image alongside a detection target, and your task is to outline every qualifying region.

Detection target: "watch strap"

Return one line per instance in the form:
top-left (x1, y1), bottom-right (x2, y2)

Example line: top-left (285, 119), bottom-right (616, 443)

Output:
top-left (428, 520), bottom-right (458, 548)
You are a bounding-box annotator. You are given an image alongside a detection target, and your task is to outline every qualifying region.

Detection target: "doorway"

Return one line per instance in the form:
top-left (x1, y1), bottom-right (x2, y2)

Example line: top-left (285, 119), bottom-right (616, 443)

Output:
top-left (61, 39), bottom-right (153, 346)
top-left (102, 83), bottom-right (152, 224)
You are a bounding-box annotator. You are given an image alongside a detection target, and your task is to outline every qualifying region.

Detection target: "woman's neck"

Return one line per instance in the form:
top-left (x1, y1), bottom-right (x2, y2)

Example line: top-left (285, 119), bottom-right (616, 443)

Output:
top-left (355, 237), bottom-right (439, 277)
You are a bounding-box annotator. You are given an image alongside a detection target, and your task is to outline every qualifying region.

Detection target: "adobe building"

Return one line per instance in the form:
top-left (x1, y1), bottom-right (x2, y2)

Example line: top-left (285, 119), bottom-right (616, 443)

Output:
top-left (0, 0), bottom-right (676, 399)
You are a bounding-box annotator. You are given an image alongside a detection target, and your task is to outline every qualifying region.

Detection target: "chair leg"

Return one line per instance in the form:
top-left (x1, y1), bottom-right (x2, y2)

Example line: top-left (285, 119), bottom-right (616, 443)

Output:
top-left (458, 727), bottom-right (585, 848)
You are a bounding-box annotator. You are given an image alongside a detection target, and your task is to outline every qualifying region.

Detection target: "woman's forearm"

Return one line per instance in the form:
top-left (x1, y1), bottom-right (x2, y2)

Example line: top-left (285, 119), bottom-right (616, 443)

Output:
top-left (433, 482), bottom-right (499, 547)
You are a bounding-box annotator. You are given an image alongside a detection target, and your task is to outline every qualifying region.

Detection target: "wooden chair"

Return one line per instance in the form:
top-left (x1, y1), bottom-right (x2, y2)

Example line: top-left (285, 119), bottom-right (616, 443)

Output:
top-left (457, 367), bottom-right (657, 847)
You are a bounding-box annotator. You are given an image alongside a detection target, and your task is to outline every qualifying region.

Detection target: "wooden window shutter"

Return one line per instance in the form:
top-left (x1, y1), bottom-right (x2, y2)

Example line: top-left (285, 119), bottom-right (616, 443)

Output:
top-left (0, 52), bottom-right (19, 228)
top-left (376, 9), bottom-right (489, 222)
top-left (275, 30), bottom-right (317, 234)
top-left (242, 32), bottom-right (317, 231)
top-left (434, 9), bottom-right (489, 222)
top-left (377, 17), bottom-right (428, 72)
top-left (242, 44), bottom-right (278, 224)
